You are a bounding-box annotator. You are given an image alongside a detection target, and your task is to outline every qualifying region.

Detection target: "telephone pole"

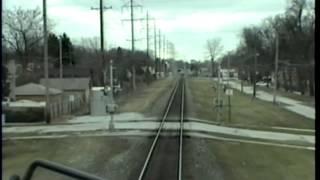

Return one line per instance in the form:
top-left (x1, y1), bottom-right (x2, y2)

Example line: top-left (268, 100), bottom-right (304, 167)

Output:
top-left (129, 0), bottom-right (136, 90)
top-left (253, 50), bottom-right (258, 98)
top-left (158, 29), bottom-right (162, 74)
top-left (154, 22), bottom-right (157, 60)
top-left (163, 36), bottom-right (167, 75)
top-left (91, 0), bottom-right (112, 85)
top-left (154, 22), bottom-right (159, 76)
top-left (228, 53), bottom-right (230, 70)
top-left (166, 40), bottom-right (170, 60)
top-left (43, 0), bottom-right (50, 124)
top-left (227, 53), bottom-right (231, 122)
top-left (217, 63), bottom-right (221, 123)
top-left (158, 29), bottom-right (161, 60)
top-left (163, 35), bottom-right (166, 60)
top-left (130, 0), bottom-right (135, 51)
top-left (146, 12), bottom-right (150, 57)
top-left (59, 37), bottom-right (63, 79)
top-left (144, 12), bottom-right (155, 58)
top-left (121, 0), bottom-right (143, 90)
top-left (273, 33), bottom-right (279, 104)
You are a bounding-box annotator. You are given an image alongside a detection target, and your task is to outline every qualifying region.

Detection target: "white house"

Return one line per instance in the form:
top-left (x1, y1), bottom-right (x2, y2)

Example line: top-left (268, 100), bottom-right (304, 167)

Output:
top-left (220, 69), bottom-right (238, 80)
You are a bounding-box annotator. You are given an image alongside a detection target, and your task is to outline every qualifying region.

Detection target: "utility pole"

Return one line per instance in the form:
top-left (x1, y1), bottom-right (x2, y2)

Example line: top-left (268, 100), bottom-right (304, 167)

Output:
top-left (130, 0), bottom-right (135, 52)
top-left (100, 0), bottom-right (105, 53)
top-left (146, 11), bottom-right (150, 57)
top-left (162, 35), bottom-right (166, 75)
top-left (227, 53), bottom-right (230, 71)
top-left (121, 0), bottom-right (143, 90)
top-left (91, 0), bottom-right (112, 85)
top-left (166, 40), bottom-right (170, 60)
top-left (273, 34), bottom-right (279, 104)
top-left (154, 22), bottom-right (158, 77)
top-left (227, 53), bottom-right (231, 122)
top-left (154, 22), bottom-right (157, 60)
top-left (59, 37), bottom-right (63, 79)
top-left (240, 66), bottom-right (244, 93)
top-left (129, 0), bottom-right (137, 90)
top-left (216, 63), bottom-right (221, 123)
top-left (109, 59), bottom-right (114, 105)
top-left (253, 50), bottom-right (258, 98)
top-left (109, 59), bottom-right (115, 130)
top-left (158, 29), bottom-right (161, 60)
top-left (43, 0), bottom-right (50, 124)
top-left (129, 0), bottom-right (136, 90)
top-left (163, 35), bottom-right (166, 60)
top-left (158, 29), bottom-right (162, 76)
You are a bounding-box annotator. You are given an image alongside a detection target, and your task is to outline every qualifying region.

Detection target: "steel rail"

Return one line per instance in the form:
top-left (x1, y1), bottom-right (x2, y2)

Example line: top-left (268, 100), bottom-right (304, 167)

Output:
top-left (178, 79), bottom-right (185, 180)
top-left (137, 79), bottom-right (181, 180)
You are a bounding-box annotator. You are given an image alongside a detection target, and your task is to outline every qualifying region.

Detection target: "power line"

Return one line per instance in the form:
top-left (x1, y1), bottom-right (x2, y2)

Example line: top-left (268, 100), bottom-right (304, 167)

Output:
top-left (121, 0), bottom-right (143, 51)
top-left (163, 35), bottom-right (166, 60)
top-left (146, 11), bottom-right (150, 57)
top-left (121, 0), bottom-right (143, 90)
top-left (158, 29), bottom-right (161, 60)
top-left (145, 12), bottom-right (156, 59)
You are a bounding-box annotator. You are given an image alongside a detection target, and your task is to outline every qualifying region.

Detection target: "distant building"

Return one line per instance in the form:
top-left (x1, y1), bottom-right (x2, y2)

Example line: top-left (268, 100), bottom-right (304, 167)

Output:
top-left (15, 83), bottom-right (62, 102)
top-left (40, 78), bottom-right (90, 103)
top-left (220, 69), bottom-right (238, 80)
top-left (199, 67), bottom-right (210, 77)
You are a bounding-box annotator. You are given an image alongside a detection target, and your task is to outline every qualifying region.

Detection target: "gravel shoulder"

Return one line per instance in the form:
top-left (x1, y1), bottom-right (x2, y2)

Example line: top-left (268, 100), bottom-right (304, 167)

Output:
top-left (183, 138), bottom-right (225, 180)
top-left (117, 77), bottom-right (176, 117)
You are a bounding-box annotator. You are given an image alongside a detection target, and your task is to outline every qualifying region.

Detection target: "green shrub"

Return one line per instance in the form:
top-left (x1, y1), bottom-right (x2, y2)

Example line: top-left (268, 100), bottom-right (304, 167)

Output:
top-left (4, 108), bottom-right (44, 123)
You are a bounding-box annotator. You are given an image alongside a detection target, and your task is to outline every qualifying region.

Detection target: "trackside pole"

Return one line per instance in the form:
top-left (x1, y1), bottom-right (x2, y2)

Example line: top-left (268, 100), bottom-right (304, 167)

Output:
top-left (108, 59), bottom-right (115, 130)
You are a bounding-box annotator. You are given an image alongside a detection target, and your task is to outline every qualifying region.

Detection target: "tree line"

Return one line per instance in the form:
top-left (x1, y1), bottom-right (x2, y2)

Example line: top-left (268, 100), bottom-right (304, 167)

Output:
top-left (219, 0), bottom-right (314, 96)
top-left (2, 6), bottom-right (165, 91)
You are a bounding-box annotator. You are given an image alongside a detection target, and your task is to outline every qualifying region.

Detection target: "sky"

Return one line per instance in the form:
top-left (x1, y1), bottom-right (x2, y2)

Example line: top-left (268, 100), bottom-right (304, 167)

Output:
top-left (3, 0), bottom-right (287, 61)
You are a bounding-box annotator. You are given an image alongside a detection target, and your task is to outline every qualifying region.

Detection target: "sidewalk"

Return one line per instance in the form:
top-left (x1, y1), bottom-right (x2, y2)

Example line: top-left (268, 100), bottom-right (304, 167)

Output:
top-left (228, 81), bottom-right (315, 120)
top-left (3, 114), bottom-right (314, 145)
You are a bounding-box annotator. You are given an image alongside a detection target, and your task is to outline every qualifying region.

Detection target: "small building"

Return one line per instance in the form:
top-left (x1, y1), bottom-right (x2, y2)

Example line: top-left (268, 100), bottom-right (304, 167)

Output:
top-left (40, 78), bottom-right (90, 103)
top-left (15, 83), bottom-right (62, 102)
top-left (200, 67), bottom-right (210, 77)
top-left (220, 69), bottom-right (238, 80)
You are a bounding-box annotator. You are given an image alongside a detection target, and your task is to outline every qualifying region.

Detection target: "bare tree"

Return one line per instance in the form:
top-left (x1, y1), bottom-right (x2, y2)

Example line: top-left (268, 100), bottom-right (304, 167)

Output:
top-left (73, 37), bottom-right (102, 68)
top-left (283, 0), bottom-right (314, 95)
top-left (80, 37), bottom-right (100, 54)
top-left (206, 38), bottom-right (223, 77)
top-left (167, 42), bottom-right (176, 60)
top-left (3, 7), bottom-right (54, 69)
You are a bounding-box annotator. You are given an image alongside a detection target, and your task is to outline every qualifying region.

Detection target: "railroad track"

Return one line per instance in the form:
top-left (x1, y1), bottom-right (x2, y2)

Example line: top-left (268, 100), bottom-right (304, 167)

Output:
top-left (138, 77), bottom-right (185, 180)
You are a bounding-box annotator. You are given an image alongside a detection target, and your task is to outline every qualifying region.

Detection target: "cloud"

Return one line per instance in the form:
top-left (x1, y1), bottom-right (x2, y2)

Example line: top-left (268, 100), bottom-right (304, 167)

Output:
top-left (156, 11), bottom-right (279, 33)
top-left (4, 0), bottom-right (287, 60)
